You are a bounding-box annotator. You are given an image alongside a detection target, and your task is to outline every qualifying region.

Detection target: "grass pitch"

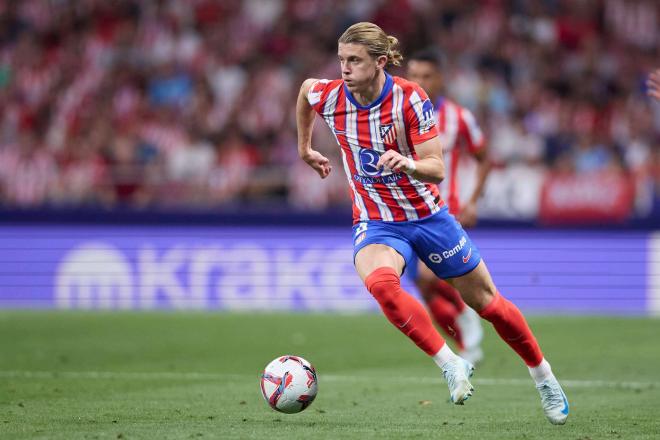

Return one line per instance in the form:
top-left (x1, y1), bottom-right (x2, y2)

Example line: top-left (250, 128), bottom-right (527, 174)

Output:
top-left (0, 312), bottom-right (659, 439)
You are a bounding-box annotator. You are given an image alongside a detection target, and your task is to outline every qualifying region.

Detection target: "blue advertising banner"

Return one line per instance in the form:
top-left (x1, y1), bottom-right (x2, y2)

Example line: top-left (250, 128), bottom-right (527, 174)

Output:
top-left (0, 226), bottom-right (654, 315)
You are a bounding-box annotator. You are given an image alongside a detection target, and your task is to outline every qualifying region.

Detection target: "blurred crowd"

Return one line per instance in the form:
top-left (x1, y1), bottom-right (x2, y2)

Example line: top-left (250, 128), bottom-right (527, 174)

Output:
top-left (0, 0), bottom-right (658, 216)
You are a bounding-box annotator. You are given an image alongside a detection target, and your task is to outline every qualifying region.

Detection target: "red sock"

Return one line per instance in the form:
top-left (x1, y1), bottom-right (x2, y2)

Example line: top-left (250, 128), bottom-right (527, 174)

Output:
top-left (427, 296), bottom-right (464, 350)
top-left (365, 267), bottom-right (445, 356)
top-left (434, 279), bottom-right (466, 313)
top-left (478, 292), bottom-right (543, 366)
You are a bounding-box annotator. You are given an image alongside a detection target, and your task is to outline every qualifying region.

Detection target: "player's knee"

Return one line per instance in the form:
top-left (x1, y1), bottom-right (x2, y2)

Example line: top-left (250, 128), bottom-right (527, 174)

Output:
top-left (467, 286), bottom-right (497, 312)
top-left (368, 281), bottom-right (398, 308)
top-left (365, 267), bottom-right (401, 307)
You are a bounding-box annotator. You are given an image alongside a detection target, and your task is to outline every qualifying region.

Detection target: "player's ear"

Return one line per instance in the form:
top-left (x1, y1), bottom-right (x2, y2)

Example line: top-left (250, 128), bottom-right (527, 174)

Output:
top-left (376, 55), bottom-right (388, 70)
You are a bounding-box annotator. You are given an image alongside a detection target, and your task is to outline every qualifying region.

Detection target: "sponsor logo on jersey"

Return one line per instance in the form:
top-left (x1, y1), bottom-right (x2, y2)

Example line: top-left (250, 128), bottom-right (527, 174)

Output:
top-left (358, 148), bottom-right (382, 176)
top-left (429, 253), bottom-right (443, 263)
top-left (353, 173), bottom-right (404, 185)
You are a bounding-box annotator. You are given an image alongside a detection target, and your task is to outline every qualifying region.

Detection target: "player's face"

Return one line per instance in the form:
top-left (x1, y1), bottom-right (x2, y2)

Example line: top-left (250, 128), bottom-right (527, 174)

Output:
top-left (338, 43), bottom-right (382, 92)
top-left (407, 60), bottom-right (442, 98)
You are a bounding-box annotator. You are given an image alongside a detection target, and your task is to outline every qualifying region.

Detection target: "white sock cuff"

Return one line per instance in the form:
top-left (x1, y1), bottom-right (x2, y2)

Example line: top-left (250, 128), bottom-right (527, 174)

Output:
top-left (432, 343), bottom-right (456, 368)
top-left (528, 358), bottom-right (553, 384)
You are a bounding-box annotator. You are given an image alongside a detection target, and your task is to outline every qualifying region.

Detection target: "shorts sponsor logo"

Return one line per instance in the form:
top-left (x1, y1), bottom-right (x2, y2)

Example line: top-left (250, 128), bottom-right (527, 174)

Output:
top-left (430, 237), bottom-right (468, 264)
top-left (442, 236), bottom-right (468, 259)
top-left (462, 247), bottom-right (472, 264)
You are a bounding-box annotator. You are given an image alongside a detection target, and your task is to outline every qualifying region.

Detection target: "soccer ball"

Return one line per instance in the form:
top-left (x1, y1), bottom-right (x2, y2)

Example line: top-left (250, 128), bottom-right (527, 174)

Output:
top-left (260, 355), bottom-right (318, 414)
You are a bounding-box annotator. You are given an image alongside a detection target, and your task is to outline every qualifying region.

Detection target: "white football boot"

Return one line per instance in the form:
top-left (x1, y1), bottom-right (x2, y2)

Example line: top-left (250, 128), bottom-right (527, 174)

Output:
top-left (441, 357), bottom-right (475, 404)
top-left (536, 376), bottom-right (569, 425)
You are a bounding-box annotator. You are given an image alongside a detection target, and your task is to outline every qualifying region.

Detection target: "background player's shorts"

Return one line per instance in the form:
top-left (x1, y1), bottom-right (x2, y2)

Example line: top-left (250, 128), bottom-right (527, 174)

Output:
top-left (352, 206), bottom-right (481, 279)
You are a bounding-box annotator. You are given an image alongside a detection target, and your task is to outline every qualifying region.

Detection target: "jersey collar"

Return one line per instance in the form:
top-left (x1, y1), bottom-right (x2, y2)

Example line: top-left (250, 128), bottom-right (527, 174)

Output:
top-left (343, 72), bottom-right (393, 110)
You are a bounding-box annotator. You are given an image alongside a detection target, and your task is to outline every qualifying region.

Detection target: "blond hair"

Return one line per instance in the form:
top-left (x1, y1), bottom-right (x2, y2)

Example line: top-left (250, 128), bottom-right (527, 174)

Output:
top-left (338, 22), bottom-right (403, 67)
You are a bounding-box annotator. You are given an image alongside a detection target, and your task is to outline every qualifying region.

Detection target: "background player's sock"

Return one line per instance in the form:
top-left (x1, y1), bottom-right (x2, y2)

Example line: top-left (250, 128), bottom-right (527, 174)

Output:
top-left (365, 267), bottom-right (445, 356)
top-left (457, 307), bottom-right (483, 350)
top-left (528, 358), bottom-right (554, 384)
top-left (478, 292), bottom-right (543, 367)
top-left (435, 279), bottom-right (466, 313)
top-left (427, 296), bottom-right (464, 349)
top-left (456, 307), bottom-right (484, 364)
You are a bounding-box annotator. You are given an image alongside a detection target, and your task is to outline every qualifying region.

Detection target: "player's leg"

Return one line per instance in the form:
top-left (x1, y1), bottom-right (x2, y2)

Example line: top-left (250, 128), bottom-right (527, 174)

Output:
top-left (434, 278), bottom-right (465, 311)
top-left (414, 260), bottom-right (465, 349)
top-left (419, 267), bottom-right (485, 364)
top-left (414, 208), bottom-right (567, 423)
top-left (355, 244), bottom-right (446, 357)
top-left (438, 276), bottom-right (484, 364)
top-left (405, 254), bottom-right (485, 367)
top-left (355, 243), bottom-right (474, 404)
top-left (450, 261), bottom-right (569, 424)
top-left (450, 262), bottom-right (542, 364)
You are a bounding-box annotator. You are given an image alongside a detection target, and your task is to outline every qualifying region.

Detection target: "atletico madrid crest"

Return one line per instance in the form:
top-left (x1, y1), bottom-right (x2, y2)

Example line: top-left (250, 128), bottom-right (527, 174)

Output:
top-left (379, 124), bottom-right (396, 145)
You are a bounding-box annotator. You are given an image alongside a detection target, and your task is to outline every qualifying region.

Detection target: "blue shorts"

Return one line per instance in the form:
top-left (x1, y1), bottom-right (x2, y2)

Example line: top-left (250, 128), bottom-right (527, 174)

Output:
top-left (352, 206), bottom-right (481, 280)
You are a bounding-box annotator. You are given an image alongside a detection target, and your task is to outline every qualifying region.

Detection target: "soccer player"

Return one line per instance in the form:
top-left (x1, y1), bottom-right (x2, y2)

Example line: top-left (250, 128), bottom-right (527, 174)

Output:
top-left (296, 22), bottom-right (569, 424)
top-left (405, 49), bottom-right (490, 364)
top-left (648, 69), bottom-right (660, 100)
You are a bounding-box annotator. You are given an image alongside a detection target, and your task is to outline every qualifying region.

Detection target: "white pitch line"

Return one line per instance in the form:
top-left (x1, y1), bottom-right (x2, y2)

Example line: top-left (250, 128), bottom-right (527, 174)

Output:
top-left (0, 370), bottom-right (657, 389)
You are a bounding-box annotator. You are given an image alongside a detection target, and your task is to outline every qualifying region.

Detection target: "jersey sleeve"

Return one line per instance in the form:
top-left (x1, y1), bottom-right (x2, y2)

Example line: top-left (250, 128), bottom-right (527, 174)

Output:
top-left (404, 84), bottom-right (438, 146)
top-left (306, 79), bottom-right (331, 113)
top-left (459, 107), bottom-right (486, 154)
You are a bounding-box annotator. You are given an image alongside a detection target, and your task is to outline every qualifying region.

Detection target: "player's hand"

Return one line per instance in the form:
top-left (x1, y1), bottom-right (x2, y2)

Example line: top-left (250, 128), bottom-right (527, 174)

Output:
top-left (376, 150), bottom-right (414, 174)
top-left (457, 201), bottom-right (478, 228)
top-left (301, 149), bottom-right (332, 178)
top-left (647, 69), bottom-right (660, 101)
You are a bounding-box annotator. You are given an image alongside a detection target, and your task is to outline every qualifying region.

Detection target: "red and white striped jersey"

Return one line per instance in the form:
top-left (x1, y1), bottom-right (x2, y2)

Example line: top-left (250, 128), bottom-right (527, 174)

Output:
top-left (434, 98), bottom-right (486, 215)
top-left (307, 73), bottom-right (443, 224)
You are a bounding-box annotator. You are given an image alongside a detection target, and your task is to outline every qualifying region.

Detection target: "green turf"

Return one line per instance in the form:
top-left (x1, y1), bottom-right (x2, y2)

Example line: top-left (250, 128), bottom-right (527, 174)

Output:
top-left (0, 312), bottom-right (658, 439)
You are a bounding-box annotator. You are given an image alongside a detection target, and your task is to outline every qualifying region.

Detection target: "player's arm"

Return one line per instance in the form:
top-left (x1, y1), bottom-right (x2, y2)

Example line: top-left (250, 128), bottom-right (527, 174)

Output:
top-left (458, 147), bottom-right (492, 227)
top-left (456, 107), bottom-right (491, 227)
top-left (647, 69), bottom-right (660, 101)
top-left (468, 148), bottom-right (491, 206)
top-left (296, 78), bottom-right (332, 179)
top-left (376, 136), bottom-right (445, 183)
